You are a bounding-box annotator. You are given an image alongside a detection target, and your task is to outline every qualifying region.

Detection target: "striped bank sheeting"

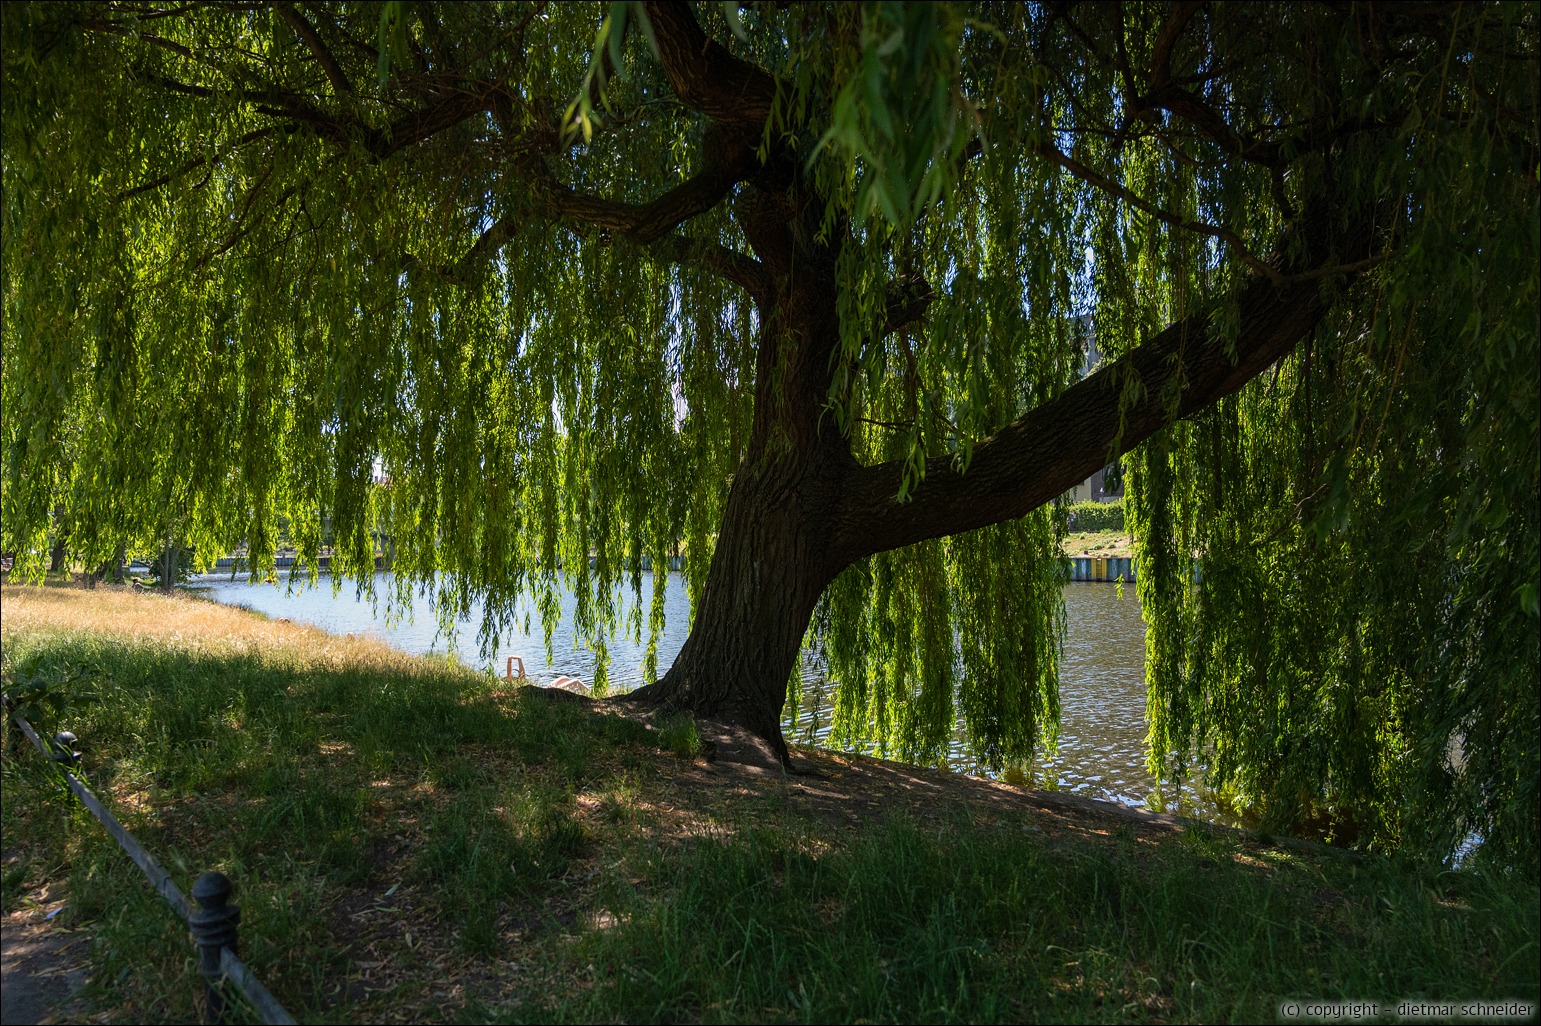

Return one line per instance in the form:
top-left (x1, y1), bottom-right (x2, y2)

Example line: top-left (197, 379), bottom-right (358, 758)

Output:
top-left (1066, 556), bottom-right (1136, 582)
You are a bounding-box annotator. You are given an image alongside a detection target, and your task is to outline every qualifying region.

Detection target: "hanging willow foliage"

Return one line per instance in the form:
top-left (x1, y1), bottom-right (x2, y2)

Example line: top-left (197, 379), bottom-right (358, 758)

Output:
top-left (2, 2), bottom-right (1535, 869)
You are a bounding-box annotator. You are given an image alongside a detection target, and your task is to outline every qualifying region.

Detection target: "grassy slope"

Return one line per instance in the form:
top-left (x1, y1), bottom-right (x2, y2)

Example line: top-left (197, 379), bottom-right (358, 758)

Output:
top-left (2, 584), bottom-right (1536, 1024)
top-left (1061, 530), bottom-right (1136, 558)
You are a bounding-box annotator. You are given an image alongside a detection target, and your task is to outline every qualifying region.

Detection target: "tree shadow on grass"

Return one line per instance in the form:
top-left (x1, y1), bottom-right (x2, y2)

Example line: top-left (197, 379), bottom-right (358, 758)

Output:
top-left (3, 632), bottom-right (663, 1020)
top-left (5, 633), bottom-right (1537, 1025)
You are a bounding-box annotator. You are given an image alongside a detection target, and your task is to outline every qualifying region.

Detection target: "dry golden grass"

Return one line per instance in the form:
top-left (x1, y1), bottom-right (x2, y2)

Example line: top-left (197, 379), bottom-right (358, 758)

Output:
top-left (1, 583), bottom-right (422, 673)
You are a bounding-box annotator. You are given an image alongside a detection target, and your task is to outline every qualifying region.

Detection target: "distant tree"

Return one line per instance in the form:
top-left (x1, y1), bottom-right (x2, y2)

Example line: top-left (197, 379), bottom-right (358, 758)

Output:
top-left (2, 2), bottom-right (1535, 868)
top-left (147, 532), bottom-right (193, 593)
top-left (47, 533), bottom-right (65, 575)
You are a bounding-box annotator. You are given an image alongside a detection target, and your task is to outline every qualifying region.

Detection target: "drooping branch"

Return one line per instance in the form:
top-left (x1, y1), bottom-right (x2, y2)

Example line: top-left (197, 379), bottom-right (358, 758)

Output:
top-left (117, 126), bottom-right (288, 200)
top-left (1036, 139), bottom-right (1287, 284)
top-left (1131, 81), bottom-right (1378, 171)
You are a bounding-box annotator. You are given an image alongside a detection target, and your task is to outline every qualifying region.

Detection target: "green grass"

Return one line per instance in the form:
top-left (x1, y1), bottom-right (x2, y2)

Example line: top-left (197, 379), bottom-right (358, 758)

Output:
top-left (1061, 529), bottom-right (1135, 557)
top-left (537, 819), bottom-right (1538, 1024)
top-left (656, 712), bottom-right (705, 759)
top-left (2, 585), bottom-right (1537, 1024)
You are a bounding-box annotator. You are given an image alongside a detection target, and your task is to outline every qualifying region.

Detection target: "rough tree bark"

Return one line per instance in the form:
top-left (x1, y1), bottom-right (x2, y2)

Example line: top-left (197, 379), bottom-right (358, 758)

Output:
top-left (620, 6), bottom-right (1371, 762)
top-left (629, 185), bottom-right (857, 763)
top-left (631, 198), bottom-right (1363, 762)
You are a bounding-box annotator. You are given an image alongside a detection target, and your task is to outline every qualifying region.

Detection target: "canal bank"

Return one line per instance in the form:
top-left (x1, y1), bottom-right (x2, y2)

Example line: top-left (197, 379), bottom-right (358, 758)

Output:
top-left (185, 569), bottom-right (1225, 823)
top-left (4, 583), bottom-right (1533, 1025)
top-left (210, 552), bottom-right (1132, 580)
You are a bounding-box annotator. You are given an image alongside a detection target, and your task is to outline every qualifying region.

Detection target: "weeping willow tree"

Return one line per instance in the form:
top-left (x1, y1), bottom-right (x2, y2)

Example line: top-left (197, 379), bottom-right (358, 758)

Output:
top-left (3, 2), bottom-right (1536, 866)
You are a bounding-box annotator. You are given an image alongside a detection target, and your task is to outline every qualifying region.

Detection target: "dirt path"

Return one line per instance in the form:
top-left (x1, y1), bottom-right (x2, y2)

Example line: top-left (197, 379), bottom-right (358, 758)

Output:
top-left (1, 860), bottom-right (93, 1026)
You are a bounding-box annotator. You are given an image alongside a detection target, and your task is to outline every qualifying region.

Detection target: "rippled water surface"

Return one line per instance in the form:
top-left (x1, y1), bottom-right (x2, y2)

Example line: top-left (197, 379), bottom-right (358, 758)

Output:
top-left (193, 572), bottom-right (1221, 820)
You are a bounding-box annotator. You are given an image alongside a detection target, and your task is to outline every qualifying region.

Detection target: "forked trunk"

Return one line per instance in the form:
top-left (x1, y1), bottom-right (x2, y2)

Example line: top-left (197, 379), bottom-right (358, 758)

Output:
top-left (629, 191), bottom-right (1354, 766)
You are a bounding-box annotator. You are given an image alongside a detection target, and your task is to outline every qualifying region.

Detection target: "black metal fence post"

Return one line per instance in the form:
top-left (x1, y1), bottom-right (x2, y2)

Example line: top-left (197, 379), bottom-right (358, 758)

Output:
top-left (190, 871), bottom-right (240, 1025)
top-left (50, 731), bottom-right (81, 766)
top-left (11, 709), bottom-right (296, 1024)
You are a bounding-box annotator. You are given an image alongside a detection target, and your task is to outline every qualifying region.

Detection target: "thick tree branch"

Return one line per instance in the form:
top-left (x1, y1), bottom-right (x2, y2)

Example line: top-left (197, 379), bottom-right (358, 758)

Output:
top-left (1131, 7), bottom-right (1395, 169)
top-left (516, 122), bottom-right (759, 245)
top-left (141, 67), bottom-right (494, 162)
top-left (882, 273), bottom-right (936, 336)
top-left (831, 211), bottom-right (1376, 565)
top-left (642, 1), bottom-right (778, 127)
top-left (435, 146), bottom-right (771, 299)
top-left (539, 163), bottom-right (747, 243)
top-left (1138, 81), bottom-right (1253, 160)
top-left (1148, 1), bottom-right (1204, 89)
top-left (453, 174), bottom-right (765, 296)
top-left (650, 234), bottom-right (774, 310)
top-left (276, 2), bottom-right (355, 96)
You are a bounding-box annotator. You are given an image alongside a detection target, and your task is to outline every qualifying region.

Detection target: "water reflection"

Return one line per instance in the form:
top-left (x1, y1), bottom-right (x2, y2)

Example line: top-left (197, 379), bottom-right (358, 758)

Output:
top-left (192, 572), bottom-right (1225, 822)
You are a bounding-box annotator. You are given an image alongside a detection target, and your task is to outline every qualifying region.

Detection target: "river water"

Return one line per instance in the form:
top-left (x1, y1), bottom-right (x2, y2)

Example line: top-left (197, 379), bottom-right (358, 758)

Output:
top-left (192, 572), bottom-right (1223, 821)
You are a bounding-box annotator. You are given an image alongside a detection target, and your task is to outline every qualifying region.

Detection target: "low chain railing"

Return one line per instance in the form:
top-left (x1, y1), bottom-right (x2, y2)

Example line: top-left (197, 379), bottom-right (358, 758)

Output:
top-left (6, 710), bottom-right (297, 1025)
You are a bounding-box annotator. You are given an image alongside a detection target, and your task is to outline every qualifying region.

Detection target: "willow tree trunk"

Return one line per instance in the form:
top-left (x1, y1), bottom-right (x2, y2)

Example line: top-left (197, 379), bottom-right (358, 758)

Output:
top-left (161, 536), bottom-right (179, 594)
top-left (629, 191), bottom-right (1358, 766)
top-left (636, 432), bottom-right (851, 763)
top-left (629, 191), bottom-right (855, 762)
